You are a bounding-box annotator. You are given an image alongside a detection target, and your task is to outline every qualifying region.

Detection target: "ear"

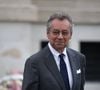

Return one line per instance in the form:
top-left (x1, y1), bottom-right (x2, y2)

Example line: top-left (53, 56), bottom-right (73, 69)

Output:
top-left (69, 32), bottom-right (72, 40)
top-left (47, 31), bottom-right (50, 39)
top-left (47, 29), bottom-right (50, 34)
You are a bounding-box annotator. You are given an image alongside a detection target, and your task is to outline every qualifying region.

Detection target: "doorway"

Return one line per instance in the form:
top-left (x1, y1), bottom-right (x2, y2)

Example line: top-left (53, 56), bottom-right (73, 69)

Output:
top-left (80, 42), bottom-right (100, 82)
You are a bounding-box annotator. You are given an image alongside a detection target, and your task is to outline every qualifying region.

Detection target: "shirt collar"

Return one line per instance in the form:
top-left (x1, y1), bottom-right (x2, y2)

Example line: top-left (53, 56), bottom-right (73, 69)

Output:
top-left (48, 43), bottom-right (67, 57)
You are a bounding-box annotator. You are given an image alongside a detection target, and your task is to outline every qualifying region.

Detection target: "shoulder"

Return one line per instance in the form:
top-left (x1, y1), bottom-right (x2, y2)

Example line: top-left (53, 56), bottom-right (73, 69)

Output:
top-left (67, 48), bottom-right (86, 65)
top-left (67, 48), bottom-right (85, 57)
top-left (25, 46), bottom-right (50, 64)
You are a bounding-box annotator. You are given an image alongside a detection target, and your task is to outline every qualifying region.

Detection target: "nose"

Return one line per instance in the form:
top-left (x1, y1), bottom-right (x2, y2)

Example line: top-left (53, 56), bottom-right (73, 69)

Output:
top-left (58, 32), bottom-right (63, 38)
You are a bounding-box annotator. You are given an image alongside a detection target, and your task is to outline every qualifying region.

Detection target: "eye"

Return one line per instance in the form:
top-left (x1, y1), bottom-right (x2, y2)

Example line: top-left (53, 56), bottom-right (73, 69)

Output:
top-left (52, 29), bottom-right (60, 35)
top-left (53, 31), bottom-right (59, 35)
top-left (62, 31), bottom-right (69, 35)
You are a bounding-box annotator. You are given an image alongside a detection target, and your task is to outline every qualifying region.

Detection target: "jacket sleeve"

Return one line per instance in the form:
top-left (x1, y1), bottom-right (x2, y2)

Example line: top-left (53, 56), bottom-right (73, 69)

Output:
top-left (80, 54), bottom-right (86, 90)
top-left (22, 58), bottom-right (39, 90)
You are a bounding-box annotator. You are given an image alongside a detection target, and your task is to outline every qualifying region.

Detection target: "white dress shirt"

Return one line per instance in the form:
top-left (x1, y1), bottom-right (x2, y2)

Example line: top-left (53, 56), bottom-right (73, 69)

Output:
top-left (48, 43), bottom-right (73, 89)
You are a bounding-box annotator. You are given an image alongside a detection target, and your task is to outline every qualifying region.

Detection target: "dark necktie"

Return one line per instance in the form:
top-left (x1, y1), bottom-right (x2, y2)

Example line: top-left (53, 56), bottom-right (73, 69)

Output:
top-left (59, 54), bottom-right (70, 90)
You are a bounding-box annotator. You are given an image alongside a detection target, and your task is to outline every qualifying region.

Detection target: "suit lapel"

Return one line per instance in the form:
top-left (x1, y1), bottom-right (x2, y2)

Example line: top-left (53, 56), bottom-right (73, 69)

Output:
top-left (67, 49), bottom-right (77, 90)
top-left (44, 46), bottom-right (66, 90)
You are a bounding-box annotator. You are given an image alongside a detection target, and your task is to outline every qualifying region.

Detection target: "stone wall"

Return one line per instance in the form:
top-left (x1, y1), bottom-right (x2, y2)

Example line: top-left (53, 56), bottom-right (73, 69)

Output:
top-left (0, 0), bottom-right (38, 22)
top-left (0, 0), bottom-right (100, 23)
top-left (32, 0), bottom-right (100, 24)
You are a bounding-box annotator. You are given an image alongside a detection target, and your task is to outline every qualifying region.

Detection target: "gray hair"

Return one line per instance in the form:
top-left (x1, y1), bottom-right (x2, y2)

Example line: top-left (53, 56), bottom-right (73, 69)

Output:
top-left (47, 12), bottom-right (73, 34)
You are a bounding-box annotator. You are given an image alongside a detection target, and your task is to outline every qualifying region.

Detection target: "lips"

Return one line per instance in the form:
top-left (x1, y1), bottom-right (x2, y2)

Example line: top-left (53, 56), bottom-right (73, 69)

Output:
top-left (56, 42), bottom-right (64, 45)
top-left (56, 41), bottom-right (64, 44)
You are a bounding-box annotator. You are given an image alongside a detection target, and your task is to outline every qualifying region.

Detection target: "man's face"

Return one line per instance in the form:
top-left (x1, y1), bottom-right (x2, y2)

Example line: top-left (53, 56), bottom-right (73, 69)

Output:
top-left (47, 19), bottom-right (72, 52)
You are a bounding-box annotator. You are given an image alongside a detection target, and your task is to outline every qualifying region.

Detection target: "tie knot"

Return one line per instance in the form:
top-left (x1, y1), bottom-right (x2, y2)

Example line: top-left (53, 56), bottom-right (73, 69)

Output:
top-left (59, 53), bottom-right (64, 57)
top-left (59, 54), bottom-right (64, 58)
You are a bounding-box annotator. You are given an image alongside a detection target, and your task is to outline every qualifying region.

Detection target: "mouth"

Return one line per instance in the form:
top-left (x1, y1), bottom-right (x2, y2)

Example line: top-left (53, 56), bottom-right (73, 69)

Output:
top-left (56, 42), bottom-right (64, 46)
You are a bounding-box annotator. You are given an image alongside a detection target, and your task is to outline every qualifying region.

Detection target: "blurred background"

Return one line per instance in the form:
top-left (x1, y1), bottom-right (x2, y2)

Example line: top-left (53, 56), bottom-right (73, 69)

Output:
top-left (0, 0), bottom-right (100, 90)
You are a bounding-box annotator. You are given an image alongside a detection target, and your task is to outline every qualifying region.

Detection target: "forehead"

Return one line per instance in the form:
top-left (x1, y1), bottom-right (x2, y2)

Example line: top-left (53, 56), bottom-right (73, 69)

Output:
top-left (51, 19), bottom-right (71, 29)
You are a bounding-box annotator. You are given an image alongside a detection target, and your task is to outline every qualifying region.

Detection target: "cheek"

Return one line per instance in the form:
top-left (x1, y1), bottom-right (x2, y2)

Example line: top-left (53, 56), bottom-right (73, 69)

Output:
top-left (66, 34), bottom-right (72, 39)
top-left (64, 36), bottom-right (71, 42)
top-left (47, 34), bottom-right (56, 40)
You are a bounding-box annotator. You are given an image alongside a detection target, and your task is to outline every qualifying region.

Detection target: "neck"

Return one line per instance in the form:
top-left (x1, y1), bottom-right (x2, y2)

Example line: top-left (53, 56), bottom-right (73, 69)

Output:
top-left (55, 48), bottom-right (64, 53)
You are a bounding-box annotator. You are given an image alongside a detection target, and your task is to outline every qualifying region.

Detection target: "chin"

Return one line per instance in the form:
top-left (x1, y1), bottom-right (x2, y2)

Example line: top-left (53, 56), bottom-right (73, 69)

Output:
top-left (56, 45), bottom-right (64, 48)
top-left (57, 46), bottom-right (64, 50)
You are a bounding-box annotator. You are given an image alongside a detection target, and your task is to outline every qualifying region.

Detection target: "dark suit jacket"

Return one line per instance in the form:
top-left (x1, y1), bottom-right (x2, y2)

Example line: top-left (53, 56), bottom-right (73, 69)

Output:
top-left (22, 46), bottom-right (86, 90)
